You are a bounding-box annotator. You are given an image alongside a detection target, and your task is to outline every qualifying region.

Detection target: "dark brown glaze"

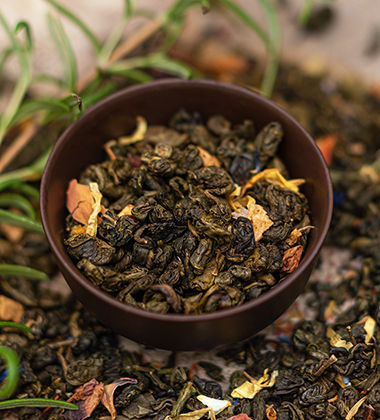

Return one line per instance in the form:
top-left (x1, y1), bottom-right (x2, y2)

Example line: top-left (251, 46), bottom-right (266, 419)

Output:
top-left (40, 79), bottom-right (333, 350)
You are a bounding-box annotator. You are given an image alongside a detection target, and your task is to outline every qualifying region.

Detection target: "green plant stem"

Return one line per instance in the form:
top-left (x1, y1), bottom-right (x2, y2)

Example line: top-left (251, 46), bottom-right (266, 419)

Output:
top-left (0, 398), bottom-right (78, 410)
top-left (0, 148), bottom-right (51, 190)
top-left (45, 0), bottom-right (101, 53)
top-left (0, 13), bottom-right (32, 144)
top-left (0, 209), bottom-right (44, 234)
top-left (0, 264), bottom-right (48, 281)
top-left (0, 346), bottom-right (19, 400)
top-left (217, 0), bottom-right (281, 97)
top-left (0, 193), bottom-right (36, 219)
top-left (0, 322), bottom-right (32, 335)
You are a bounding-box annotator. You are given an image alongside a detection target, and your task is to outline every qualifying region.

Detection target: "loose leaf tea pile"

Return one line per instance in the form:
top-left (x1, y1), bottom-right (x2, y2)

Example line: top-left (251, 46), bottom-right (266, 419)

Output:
top-left (64, 111), bottom-right (311, 314)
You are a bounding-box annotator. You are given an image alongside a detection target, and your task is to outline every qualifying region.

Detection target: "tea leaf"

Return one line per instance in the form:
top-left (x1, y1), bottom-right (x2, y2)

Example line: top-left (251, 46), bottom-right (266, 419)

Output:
top-left (345, 395), bottom-right (368, 420)
top-left (0, 264), bottom-right (48, 281)
top-left (0, 209), bottom-right (43, 234)
top-left (0, 398), bottom-right (78, 410)
top-left (0, 193), bottom-right (36, 219)
top-left (0, 346), bottom-right (20, 400)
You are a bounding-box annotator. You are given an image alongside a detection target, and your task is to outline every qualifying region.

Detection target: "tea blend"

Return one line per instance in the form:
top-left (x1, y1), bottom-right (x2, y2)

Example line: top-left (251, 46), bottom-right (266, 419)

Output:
top-left (64, 111), bottom-right (311, 314)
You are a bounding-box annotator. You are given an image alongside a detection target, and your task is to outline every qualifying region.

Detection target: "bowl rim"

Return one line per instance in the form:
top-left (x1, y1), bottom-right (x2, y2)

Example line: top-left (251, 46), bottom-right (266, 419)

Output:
top-left (41, 78), bottom-right (333, 323)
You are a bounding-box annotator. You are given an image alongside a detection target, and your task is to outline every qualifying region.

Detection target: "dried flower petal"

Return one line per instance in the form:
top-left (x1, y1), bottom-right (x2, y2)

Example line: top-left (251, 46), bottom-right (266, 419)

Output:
top-left (118, 204), bottom-right (134, 217)
top-left (357, 316), bottom-right (376, 344)
top-left (66, 379), bottom-right (104, 420)
top-left (118, 116), bottom-right (147, 145)
top-left (242, 168), bottom-right (304, 194)
top-left (86, 183), bottom-right (103, 237)
top-left (345, 395), bottom-right (368, 420)
top-left (176, 408), bottom-right (210, 419)
top-left (196, 395), bottom-right (231, 414)
top-left (227, 415), bottom-right (253, 420)
top-left (326, 327), bottom-right (353, 350)
top-left (246, 197), bottom-right (273, 241)
top-left (266, 404), bottom-right (277, 420)
top-left (0, 295), bottom-right (23, 322)
top-left (66, 179), bottom-right (94, 225)
top-left (231, 369), bottom-right (278, 399)
top-left (316, 134), bottom-right (338, 167)
top-left (281, 245), bottom-right (303, 273)
top-left (196, 146), bottom-right (221, 167)
top-left (101, 378), bottom-right (138, 420)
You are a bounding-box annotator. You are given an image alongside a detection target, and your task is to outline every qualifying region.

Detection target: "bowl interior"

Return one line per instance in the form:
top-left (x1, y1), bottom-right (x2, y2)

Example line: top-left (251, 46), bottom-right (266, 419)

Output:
top-left (41, 79), bottom-right (332, 349)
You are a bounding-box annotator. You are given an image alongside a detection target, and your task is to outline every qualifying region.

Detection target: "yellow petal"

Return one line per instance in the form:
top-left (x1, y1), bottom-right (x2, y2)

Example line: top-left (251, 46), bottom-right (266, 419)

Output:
top-left (118, 204), bottom-right (134, 217)
top-left (197, 146), bottom-right (221, 167)
top-left (357, 316), bottom-right (376, 344)
top-left (118, 116), bottom-right (147, 145)
top-left (345, 395), bottom-right (368, 420)
top-left (243, 168), bottom-right (304, 194)
top-left (86, 182), bottom-right (103, 236)
top-left (286, 229), bottom-right (302, 246)
top-left (326, 327), bottom-right (353, 350)
top-left (176, 408), bottom-right (210, 419)
top-left (197, 395), bottom-right (231, 414)
top-left (246, 197), bottom-right (273, 241)
top-left (231, 370), bottom-right (278, 399)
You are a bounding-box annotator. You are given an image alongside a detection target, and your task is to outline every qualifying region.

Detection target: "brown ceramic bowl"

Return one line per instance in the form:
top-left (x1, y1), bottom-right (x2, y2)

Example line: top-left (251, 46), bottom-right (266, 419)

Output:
top-left (41, 79), bottom-right (333, 351)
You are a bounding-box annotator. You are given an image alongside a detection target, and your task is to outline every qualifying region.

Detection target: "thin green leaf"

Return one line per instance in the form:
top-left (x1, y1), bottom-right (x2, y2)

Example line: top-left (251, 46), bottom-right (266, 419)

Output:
top-left (14, 21), bottom-right (33, 52)
top-left (258, 0), bottom-right (281, 97)
top-left (0, 264), bottom-right (48, 281)
top-left (0, 13), bottom-right (32, 144)
top-left (0, 322), bottom-right (32, 334)
top-left (0, 346), bottom-right (19, 400)
top-left (0, 193), bottom-right (36, 219)
top-left (108, 53), bottom-right (194, 79)
top-left (98, 17), bottom-right (129, 64)
top-left (31, 73), bottom-right (65, 88)
top-left (82, 80), bottom-right (117, 108)
top-left (11, 98), bottom-right (70, 126)
top-left (0, 47), bottom-right (13, 76)
top-left (0, 398), bottom-right (78, 410)
top-left (0, 209), bottom-right (44, 235)
top-left (3, 182), bottom-right (40, 199)
top-left (46, 13), bottom-right (77, 91)
top-left (45, 0), bottom-right (101, 53)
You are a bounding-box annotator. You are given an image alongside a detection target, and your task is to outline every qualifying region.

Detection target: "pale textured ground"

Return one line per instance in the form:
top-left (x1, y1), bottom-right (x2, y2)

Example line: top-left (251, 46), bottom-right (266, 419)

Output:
top-left (1, 0), bottom-right (380, 90)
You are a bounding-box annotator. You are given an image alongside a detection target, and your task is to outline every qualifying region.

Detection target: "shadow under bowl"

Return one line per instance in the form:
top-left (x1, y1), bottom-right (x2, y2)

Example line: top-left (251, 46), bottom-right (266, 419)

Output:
top-left (40, 79), bottom-right (333, 351)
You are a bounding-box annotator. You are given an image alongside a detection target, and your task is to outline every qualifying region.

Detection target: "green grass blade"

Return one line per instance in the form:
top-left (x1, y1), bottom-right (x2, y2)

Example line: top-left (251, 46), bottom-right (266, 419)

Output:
top-left (0, 48), bottom-right (13, 76)
top-left (0, 147), bottom-right (51, 190)
top-left (46, 13), bottom-right (77, 92)
top-left (14, 21), bottom-right (33, 52)
top-left (0, 209), bottom-right (44, 234)
top-left (31, 73), bottom-right (65, 88)
top-left (45, 0), bottom-right (101, 53)
top-left (82, 80), bottom-right (117, 108)
top-left (106, 67), bottom-right (153, 83)
top-left (0, 265), bottom-right (48, 281)
top-left (11, 98), bottom-right (70, 127)
top-left (217, 0), bottom-right (271, 47)
top-left (0, 398), bottom-right (78, 410)
top-left (0, 322), bottom-right (32, 334)
top-left (0, 346), bottom-right (19, 400)
top-left (258, 0), bottom-right (281, 97)
top-left (0, 193), bottom-right (36, 219)
top-left (2, 182), bottom-right (40, 199)
top-left (0, 13), bottom-right (32, 144)
top-left (108, 53), bottom-right (194, 78)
